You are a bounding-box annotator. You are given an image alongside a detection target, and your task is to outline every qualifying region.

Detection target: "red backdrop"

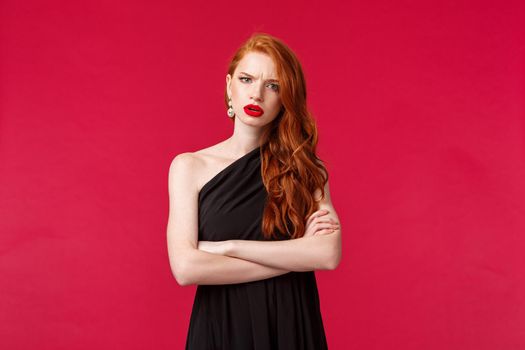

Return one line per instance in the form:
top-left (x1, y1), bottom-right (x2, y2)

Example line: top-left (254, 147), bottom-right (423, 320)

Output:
top-left (1, 0), bottom-right (524, 349)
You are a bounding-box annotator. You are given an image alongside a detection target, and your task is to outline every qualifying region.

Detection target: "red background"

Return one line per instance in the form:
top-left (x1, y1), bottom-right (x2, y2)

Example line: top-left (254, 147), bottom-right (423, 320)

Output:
top-left (1, 0), bottom-right (524, 349)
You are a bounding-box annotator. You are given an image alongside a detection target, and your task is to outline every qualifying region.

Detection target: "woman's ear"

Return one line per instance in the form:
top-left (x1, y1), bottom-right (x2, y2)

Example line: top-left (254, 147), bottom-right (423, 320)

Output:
top-left (225, 74), bottom-right (232, 96)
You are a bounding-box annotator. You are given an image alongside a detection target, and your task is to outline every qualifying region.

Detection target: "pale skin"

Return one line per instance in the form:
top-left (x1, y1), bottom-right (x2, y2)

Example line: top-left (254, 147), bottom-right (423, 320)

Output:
top-left (166, 51), bottom-right (342, 286)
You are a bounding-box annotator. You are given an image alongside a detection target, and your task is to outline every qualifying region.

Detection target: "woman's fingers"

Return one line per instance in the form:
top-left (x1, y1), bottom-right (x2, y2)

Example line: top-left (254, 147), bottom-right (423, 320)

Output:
top-left (314, 228), bottom-right (338, 235)
top-left (306, 209), bottom-right (329, 227)
top-left (314, 222), bottom-right (340, 231)
top-left (304, 209), bottom-right (341, 237)
top-left (305, 221), bottom-right (339, 237)
top-left (309, 217), bottom-right (340, 228)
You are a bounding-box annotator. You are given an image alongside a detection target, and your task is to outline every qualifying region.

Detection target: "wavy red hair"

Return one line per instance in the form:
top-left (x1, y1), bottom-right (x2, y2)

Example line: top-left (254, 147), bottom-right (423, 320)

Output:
top-left (224, 33), bottom-right (329, 239)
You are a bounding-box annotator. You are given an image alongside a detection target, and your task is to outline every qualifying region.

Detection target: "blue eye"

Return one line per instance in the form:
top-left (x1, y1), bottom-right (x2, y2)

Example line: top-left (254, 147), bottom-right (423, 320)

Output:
top-left (239, 76), bottom-right (279, 92)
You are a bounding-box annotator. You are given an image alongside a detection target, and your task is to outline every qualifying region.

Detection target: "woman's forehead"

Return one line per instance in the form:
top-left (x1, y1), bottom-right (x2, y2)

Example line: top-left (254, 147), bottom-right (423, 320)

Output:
top-left (236, 52), bottom-right (277, 77)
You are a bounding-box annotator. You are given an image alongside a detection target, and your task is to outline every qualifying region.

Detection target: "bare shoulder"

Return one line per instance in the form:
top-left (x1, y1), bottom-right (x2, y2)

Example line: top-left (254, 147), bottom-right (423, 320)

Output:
top-left (169, 143), bottom-right (230, 193)
top-left (169, 145), bottom-right (217, 175)
top-left (168, 152), bottom-right (197, 188)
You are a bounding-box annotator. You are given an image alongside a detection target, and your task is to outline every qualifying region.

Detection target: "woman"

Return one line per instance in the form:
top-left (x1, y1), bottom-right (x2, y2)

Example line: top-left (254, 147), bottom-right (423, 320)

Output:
top-left (167, 32), bottom-right (342, 349)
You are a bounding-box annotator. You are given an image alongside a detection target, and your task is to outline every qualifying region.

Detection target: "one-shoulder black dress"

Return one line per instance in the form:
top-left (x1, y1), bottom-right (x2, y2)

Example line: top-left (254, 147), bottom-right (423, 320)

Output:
top-left (185, 145), bottom-right (328, 349)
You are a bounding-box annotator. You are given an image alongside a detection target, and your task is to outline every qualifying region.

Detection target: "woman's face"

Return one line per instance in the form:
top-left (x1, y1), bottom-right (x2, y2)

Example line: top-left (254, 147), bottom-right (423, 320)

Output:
top-left (226, 51), bottom-right (283, 127)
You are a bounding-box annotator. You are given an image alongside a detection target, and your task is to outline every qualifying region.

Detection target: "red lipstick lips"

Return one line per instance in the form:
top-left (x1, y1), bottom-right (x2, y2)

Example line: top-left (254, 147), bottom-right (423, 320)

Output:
top-left (244, 104), bottom-right (264, 117)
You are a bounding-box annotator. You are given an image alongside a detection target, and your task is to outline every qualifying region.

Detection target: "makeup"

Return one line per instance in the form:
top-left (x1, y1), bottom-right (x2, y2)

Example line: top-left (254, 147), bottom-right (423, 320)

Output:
top-left (243, 104), bottom-right (264, 117)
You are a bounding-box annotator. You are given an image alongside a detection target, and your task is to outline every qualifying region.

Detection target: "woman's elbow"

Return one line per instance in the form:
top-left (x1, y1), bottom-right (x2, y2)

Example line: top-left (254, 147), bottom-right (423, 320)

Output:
top-left (324, 239), bottom-right (342, 270)
top-left (171, 263), bottom-right (186, 286)
top-left (325, 253), bottom-right (341, 270)
top-left (171, 260), bottom-right (193, 286)
top-left (169, 250), bottom-right (196, 286)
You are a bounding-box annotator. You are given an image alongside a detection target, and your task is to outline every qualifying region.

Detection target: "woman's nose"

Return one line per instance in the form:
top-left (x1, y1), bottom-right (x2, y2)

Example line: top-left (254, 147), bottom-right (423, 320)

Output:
top-left (250, 84), bottom-right (264, 101)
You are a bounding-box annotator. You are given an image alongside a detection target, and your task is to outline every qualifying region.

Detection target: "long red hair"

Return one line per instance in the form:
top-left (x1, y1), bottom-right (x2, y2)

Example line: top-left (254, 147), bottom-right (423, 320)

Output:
top-left (224, 33), bottom-right (329, 240)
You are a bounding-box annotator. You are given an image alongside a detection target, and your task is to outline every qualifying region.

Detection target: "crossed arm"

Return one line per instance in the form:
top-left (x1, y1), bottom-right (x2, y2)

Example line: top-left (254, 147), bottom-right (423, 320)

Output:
top-left (175, 228), bottom-right (340, 286)
top-left (167, 153), bottom-right (341, 286)
top-left (177, 225), bottom-right (341, 286)
top-left (199, 224), bottom-right (341, 272)
top-left (186, 182), bottom-right (342, 285)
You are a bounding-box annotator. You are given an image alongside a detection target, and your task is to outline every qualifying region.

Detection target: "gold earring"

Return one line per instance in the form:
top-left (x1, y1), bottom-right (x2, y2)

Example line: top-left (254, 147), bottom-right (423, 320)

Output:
top-left (227, 97), bottom-right (235, 118)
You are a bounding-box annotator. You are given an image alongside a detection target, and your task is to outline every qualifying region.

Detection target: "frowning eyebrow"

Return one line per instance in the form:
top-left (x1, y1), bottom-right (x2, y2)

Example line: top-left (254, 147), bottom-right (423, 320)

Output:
top-left (239, 71), bottom-right (280, 83)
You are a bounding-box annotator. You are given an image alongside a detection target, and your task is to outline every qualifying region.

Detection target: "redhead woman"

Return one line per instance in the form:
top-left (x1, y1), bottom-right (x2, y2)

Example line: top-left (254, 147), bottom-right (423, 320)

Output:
top-left (167, 32), bottom-right (342, 349)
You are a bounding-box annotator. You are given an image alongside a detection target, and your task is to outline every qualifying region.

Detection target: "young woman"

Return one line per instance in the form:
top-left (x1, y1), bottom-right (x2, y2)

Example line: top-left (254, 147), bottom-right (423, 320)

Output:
top-left (167, 32), bottom-right (342, 349)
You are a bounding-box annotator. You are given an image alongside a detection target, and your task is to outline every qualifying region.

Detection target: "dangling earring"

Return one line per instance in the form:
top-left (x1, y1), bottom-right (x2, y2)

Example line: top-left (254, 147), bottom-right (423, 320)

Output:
top-left (227, 97), bottom-right (235, 118)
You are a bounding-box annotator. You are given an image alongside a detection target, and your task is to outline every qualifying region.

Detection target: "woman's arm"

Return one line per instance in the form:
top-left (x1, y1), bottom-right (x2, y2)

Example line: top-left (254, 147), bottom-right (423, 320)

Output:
top-left (176, 248), bottom-right (290, 286)
top-left (199, 229), bottom-right (341, 273)
top-left (167, 153), bottom-right (291, 286)
top-left (226, 230), bottom-right (340, 272)
top-left (200, 179), bottom-right (342, 272)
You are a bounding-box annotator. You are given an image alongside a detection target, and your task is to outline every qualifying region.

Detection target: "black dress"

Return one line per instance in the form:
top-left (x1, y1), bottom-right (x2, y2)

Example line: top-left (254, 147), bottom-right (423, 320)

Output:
top-left (185, 146), bottom-right (328, 350)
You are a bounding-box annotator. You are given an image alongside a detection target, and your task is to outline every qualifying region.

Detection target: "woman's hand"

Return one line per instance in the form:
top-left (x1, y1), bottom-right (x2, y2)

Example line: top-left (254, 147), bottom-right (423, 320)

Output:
top-left (197, 240), bottom-right (232, 255)
top-left (304, 209), bottom-right (340, 237)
